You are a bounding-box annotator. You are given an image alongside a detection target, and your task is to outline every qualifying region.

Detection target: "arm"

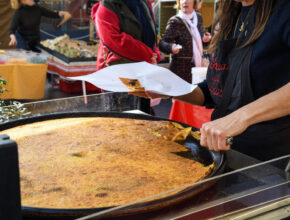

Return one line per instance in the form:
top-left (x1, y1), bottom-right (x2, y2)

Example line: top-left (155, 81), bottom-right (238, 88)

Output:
top-left (39, 6), bottom-right (60, 18)
top-left (95, 5), bottom-right (155, 63)
top-left (57, 11), bottom-right (72, 27)
top-left (153, 45), bottom-right (161, 63)
top-left (129, 86), bottom-right (205, 106)
top-left (174, 86), bottom-right (205, 106)
top-left (9, 11), bottom-right (20, 46)
top-left (200, 83), bottom-right (290, 151)
top-left (159, 17), bottom-right (180, 54)
top-left (197, 13), bottom-right (211, 43)
top-left (9, 10), bottom-right (19, 35)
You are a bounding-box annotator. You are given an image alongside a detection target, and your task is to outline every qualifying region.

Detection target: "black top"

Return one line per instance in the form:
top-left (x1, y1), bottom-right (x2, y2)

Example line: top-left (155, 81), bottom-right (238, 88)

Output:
top-left (199, 0), bottom-right (290, 107)
top-left (9, 5), bottom-right (60, 37)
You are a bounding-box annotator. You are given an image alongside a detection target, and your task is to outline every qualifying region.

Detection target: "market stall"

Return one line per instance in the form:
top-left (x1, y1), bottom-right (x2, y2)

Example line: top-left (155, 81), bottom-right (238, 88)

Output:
top-left (0, 93), bottom-right (289, 220)
top-left (40, 34), bottom-right (100, 93)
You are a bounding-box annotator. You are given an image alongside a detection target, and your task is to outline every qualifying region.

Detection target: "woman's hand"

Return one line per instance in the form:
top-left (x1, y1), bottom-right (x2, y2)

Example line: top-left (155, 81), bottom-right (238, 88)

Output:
top-left (128, 91), bottom-right (171, 99)
top-left (201, 83), bottom-right (290, 152)
top-left (151, 53), bottom-right (158, 64)
top-left (58, 11), bottom-right (71, 18)
top-left (9, 34), bottom-right (17, 46)
top-left (200, 111), bottom-right (249, 152)
top-left (57, 11), bottom-right (72, 27)
top-left (203, 32), bottom-right (212, 43)
top-left (171, 44), bottom-right (180, 54)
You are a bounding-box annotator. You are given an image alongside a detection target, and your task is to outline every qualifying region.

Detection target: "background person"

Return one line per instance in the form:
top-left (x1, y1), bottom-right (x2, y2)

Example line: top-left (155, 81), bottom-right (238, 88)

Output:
top-left (159, 0), bottom-right (209, 83)
top-left (91, 0), bottom-right (161, 114)
top-left (131, 0), bottom-right (290, 161)
top-left (9, 0), bottom-right (71, 52)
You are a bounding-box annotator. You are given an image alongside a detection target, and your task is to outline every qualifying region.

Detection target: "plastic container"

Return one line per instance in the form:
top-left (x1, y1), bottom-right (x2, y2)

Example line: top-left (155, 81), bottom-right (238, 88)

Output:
top-left (27, 54), bottom-right (47, 64)
top-left (0, 54), bottom-right (7, 64)
top-left (6, 57), bottom-right (27, 64)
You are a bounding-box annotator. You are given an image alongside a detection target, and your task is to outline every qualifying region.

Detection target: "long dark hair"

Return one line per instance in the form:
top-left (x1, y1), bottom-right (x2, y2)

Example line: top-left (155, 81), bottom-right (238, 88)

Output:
top-left (207, 0), bottom-right (277, 54)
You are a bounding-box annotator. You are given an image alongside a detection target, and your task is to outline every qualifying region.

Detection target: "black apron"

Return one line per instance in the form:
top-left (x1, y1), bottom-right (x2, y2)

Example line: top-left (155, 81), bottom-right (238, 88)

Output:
top-left (206, 6), bottom-right (290, 161)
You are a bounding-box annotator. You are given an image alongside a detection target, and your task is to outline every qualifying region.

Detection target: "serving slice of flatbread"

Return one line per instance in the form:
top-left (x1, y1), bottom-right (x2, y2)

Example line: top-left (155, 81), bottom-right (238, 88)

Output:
top-left (119, 77), bottom-right (145, 91)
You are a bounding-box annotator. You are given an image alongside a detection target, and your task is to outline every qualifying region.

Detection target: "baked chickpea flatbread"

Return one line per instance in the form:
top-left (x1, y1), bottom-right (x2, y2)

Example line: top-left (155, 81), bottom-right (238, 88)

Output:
top-left (0, 118), bottom-right (214, 209)
top-left (119, 77), bottom-right (145, 91)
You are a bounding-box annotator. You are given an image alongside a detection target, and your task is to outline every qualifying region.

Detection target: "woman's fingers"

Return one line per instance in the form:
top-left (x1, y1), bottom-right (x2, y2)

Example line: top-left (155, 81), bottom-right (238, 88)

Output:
top-left (9, 39), bottom-right (17, 46)
top-left (200, 127), bottom-right (208, 147)
top-left (201, 110), bottom-right (250, 152)
top-left (201, 122), bottom-right (232, 152)
top-left (9, 35), bottom-right (17, 46)
top-left (171, 44), bottom-right (180, 54)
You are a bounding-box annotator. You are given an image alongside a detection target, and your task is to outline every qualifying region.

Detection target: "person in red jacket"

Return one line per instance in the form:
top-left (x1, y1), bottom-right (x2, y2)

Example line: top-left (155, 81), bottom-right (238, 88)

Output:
top-left (91, 0), bottom-right (161, 113)
top-left (92, 0), bottom-right (161, 70)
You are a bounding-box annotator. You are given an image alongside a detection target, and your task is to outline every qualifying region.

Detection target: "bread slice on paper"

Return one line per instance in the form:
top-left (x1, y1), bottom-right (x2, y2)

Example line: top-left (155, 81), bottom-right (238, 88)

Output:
top-left (119, 77), bottom-right (145, 91)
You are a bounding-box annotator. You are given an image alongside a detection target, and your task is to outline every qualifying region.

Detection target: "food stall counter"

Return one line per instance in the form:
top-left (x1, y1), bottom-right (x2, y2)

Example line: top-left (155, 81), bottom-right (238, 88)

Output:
top-left (79, 155), bottom-right (289, 220)
top-left (0, 93), bottom-right (288, 220)
top-left (0, 63), bottom-right (47, 99)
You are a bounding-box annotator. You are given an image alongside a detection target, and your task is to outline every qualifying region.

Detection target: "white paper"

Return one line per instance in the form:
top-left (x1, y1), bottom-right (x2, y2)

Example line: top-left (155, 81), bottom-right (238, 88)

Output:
top-left (191, 67), bottom-right (207, 84)
top-left (67, 62), bottom-right (197, 96)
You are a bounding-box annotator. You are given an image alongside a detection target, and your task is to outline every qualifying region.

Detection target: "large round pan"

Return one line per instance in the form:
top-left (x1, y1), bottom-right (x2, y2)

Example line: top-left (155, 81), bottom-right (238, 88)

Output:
top-left (0, 112), bottom-right (226, 219)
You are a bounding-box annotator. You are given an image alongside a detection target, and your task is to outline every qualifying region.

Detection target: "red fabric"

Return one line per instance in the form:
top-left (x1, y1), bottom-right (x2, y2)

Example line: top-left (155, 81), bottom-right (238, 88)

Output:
top-left (91, 3), bottom-right (161, 70)
top-left (47, 58), bottom-right (97, 77)
top-left (58, 80), bottom-right (101, 93)
top-left (169, 100), bottom-right (214, 129)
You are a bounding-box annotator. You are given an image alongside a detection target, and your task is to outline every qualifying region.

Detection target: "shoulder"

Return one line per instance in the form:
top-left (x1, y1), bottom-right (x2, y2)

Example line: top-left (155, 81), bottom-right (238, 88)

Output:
top-left (34, 5), bottom-right (42, 10)
top-left (14, 7), bottom-right (21, 14)
top-left (37, 5), bottom-right (48, 12)
top-left (274, 0), bottom-right (290, 43)
top-left (93, 1), bottom-right (120, 26)
top-left (196, 12), bottom-right (203, 25)
top-left (165, 16), bottom-right (185, 31)
top-left (276, 0), bottom-right (290, 9)
top-left (97, 0), bottom-right (124, 19)
top-left (271, 0), bottom-right (290, 20)
top-left (266, 0), bottom-right (290, 32)
top-left (102, 0), bottom-right (122, 12)
top-left (196, 12), bottom-right (202, 20)
top-left (13, 7), bottom-right (23, 18)
top-left (168, 15), bottom-right (183, 25)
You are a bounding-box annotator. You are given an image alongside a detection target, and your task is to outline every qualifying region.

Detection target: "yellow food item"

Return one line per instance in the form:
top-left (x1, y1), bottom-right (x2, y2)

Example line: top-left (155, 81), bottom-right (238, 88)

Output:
top-left (7, 58), bottom-right (27, 64)
top-left (1, 117), bottom-right (213, 209)
top-left (172, 127), bottom-right (192, 142)
top-left (119, 78), bottom-right (145, 91)
top-left (191, 131), bottom-right (201, 140)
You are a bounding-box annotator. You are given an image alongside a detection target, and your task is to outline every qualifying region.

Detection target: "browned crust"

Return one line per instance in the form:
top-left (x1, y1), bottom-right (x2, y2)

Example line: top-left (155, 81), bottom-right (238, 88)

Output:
top-left (0, 118), bottom-right (213, 209)
top-left (119, 77), bottom-right (145, 91)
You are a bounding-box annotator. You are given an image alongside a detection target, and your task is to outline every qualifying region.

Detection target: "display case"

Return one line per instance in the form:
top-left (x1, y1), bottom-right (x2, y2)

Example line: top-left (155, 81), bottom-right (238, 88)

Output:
top-left (79, 155), bottom-right (290, 220)
top-left (0, 93), bottom-right (289, 220)
top-left (18, 92), bottom-right (140, 116)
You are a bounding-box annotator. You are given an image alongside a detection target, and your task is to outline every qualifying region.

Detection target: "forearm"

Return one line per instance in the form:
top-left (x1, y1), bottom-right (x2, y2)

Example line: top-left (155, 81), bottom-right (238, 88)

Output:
top-left (173, 86), bottom-right (205, 106)
top-left (40, 6), bottom-right (60, 18)
top-left (234, 83), bottom-right (290, 127)
top-left (9, 12), bottom-right (19, 35)
top-left (159, 18), bottom-right (179, 54)
top-left (159, 40), bottom-right (173, 54)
